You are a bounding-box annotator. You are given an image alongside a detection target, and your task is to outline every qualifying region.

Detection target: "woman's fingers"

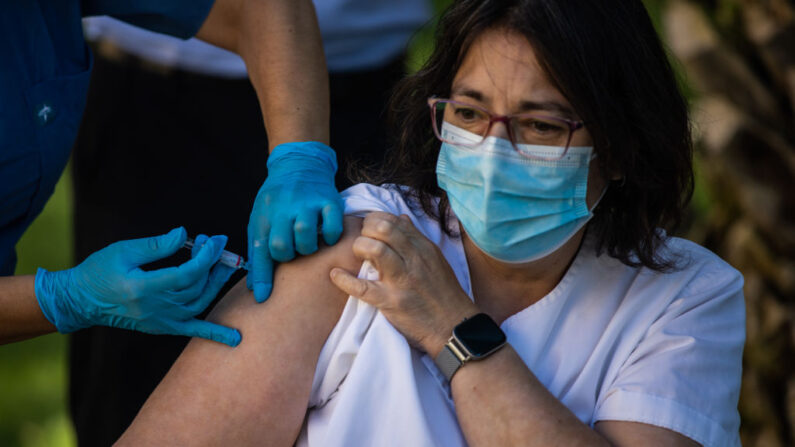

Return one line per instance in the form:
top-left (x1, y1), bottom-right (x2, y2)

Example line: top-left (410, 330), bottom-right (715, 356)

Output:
top-left (351, 236), bottom-right (405, 280)
top-left (360, 212), bottom-right (423, 259)
top-left (329, 267), bottom-right (384, 307)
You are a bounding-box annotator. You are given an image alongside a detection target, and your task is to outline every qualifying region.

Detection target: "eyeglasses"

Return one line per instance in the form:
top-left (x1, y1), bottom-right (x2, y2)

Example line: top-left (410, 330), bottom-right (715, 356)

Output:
top-left (428, 97), bottom-right (585, 161)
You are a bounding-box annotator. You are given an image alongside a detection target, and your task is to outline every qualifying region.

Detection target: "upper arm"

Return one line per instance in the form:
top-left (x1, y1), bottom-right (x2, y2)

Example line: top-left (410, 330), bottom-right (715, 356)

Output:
top-left (117, 217), bottom-right (363, 446)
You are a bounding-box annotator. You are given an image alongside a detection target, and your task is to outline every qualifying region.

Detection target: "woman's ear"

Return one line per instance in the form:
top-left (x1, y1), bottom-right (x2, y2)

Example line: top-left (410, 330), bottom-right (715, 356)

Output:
top-left (597, 153), bottom-right (623, 183)
top-left (601, 152), bottom-right (623, 182)
top-left (608, 168), bottom-right (624, 188)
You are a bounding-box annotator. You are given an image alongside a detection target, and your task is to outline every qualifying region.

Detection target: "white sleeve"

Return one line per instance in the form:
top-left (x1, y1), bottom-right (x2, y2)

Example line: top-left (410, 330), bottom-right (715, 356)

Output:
top-left (341, 183), bottom-right (416, 217)
top-left (593, 263), bottom-right (745, 447)
top-left (306, 261), bottom-right (380, 408)
top-left (307, 184), bottom-right (401, 408)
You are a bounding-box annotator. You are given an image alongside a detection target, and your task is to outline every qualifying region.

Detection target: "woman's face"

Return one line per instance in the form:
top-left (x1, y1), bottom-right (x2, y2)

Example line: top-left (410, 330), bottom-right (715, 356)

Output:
top-left (450, 27), bottom-right (607, 208)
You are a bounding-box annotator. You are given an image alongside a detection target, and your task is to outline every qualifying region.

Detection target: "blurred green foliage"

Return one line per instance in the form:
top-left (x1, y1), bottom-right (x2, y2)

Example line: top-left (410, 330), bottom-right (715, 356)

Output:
top-left (0, 168), bottom-right (76, 447)
top-left (405, 0), bottom-right (453, 73)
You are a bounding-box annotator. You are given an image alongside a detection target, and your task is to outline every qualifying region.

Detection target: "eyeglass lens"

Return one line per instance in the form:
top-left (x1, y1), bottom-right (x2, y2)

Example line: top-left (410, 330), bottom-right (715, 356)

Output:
top-left (432, 101), bottom-right (574, 158)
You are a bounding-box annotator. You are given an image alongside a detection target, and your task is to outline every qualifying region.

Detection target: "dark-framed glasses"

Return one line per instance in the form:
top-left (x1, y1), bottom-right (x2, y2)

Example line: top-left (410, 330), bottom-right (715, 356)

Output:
top-left (428, 97), bottom-right (585, 161)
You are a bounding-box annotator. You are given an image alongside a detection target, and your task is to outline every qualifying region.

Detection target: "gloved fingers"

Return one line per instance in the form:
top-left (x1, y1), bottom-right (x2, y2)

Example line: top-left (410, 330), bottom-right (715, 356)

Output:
top-left (247, 213), bottom-right (270, 291)
top-left (170, 319), bottom-right (242, 347)
top-left (142, 235), bottom-right (224, 295)
top-left (164, 273), bottom-right (208, 307)
top-left (321, 201), bottom-right (344, 246)
top-left (250, 237), bottom-right (274, 303)
top-left (294, 208), bottom-right (319, 255)
top-left (269, 216), bottom-right (296, 262)
top-left (183, 263), bottom-right (236, 315)
top-left (121, 227), bottom-right (187, 267)
top-left (174, 235), bottom-right (226, 288)
top-left (247, 229), bottom-right (254, 291)
top-left (190, 234), bottom-right (210, 258)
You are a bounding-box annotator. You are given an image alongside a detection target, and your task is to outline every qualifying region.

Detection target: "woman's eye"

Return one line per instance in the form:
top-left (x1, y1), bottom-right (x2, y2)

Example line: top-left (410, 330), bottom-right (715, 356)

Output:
top-left (520, 118), bottom-right (564, 134)
top-left (534, 120), bottom-right (562, 133)
top-left (515, 117), bottom-right (568, 144)
top-left (454, 107), bottom-right (479, 121)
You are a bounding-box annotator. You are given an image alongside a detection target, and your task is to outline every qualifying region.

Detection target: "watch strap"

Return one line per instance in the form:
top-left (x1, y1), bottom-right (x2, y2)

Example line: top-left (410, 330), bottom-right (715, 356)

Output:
top-left (433, 313), bottom-right (507, 383)
top-left (434, 340), bottom-right (468, 382)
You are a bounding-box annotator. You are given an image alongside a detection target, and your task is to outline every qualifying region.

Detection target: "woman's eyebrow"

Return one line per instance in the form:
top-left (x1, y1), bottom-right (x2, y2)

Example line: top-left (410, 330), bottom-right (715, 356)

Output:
top-left (450, 86), bottom-right (486, 103)
top-left (518, 100), bottom-right (577, 118)
top-left (451, 85), bottom-right (576, 118)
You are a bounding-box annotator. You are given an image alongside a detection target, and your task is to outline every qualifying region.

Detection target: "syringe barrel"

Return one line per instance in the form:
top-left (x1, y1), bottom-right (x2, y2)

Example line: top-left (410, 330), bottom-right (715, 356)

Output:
top-left (184, 237), bottom-right (248, 270)
top-left (218, 251), bottom-right (246, 270)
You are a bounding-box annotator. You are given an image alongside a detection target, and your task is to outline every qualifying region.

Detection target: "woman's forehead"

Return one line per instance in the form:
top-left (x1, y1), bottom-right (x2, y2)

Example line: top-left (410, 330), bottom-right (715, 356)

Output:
top-left (451, 28), bottom-right (566, 108)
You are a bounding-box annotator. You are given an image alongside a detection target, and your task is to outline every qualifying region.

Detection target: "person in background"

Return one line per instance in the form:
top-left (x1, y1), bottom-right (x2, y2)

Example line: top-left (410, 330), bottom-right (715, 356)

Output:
top-left (69, 1), bottom-right (429, 444)
top-left (1, 1), bottom-right (332, 347)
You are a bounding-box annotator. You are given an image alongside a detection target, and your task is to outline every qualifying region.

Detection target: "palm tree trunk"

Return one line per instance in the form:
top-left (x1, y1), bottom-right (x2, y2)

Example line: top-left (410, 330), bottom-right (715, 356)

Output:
top-left (661, 1), bottom-right (795, 445)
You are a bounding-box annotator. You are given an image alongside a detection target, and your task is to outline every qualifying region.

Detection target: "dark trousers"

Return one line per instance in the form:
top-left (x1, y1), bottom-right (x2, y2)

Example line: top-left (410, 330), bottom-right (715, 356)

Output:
top-left (69, 48), bottom-right (404, 446)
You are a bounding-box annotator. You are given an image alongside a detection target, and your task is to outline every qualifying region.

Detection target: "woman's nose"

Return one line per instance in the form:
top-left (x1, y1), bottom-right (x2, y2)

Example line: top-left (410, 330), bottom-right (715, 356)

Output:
top-left (486, 118), bottom-right (511, 140)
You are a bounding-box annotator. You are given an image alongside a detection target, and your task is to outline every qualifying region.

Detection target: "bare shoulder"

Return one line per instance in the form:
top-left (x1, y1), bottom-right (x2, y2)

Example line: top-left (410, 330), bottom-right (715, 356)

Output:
top-left (209, 215), bottom-right (364, 329)
top-left (275, 215), bottom-right (364, 282)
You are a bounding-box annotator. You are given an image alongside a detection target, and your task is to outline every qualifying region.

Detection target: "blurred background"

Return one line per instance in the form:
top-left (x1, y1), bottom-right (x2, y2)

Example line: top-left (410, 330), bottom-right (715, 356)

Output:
top-left (1, 0), bottom-right (792, 445)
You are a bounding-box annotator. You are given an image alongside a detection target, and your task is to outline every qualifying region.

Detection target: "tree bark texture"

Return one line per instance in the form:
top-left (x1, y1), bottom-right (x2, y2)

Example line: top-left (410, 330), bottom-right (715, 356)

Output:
top-left (661, 1), bottom-right (795, 445)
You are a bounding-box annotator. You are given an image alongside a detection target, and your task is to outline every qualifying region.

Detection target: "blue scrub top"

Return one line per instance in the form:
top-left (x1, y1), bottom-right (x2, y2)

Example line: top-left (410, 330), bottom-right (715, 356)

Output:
top-left (0, 0), bottom-right (214, 275)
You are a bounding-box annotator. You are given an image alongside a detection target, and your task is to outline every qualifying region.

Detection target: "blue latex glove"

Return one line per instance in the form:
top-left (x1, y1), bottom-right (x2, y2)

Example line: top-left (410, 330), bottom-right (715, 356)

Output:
top-left (35, 227), bottom-right (241, 347)
top-left (247, 142), bottom-right (344, 302)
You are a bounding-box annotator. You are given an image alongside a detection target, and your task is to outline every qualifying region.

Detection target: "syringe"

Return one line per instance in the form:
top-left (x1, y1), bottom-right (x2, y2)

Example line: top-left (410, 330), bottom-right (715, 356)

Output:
top-left (184, 237), bottom-right (248, 270)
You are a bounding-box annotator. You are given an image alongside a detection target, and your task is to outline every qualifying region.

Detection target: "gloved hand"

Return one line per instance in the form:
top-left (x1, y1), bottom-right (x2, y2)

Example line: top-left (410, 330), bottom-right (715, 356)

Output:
top-left (34, 227), bottom-right (241, 347)
top-left (247, 142), bottom-right (344, 302)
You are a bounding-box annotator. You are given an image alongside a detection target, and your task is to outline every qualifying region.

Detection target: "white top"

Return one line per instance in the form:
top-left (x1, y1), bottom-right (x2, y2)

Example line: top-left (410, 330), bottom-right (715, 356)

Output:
top-left (296, 183), bottom-right (745, 447)
top-left (82, 0), bottom-right (430, 77)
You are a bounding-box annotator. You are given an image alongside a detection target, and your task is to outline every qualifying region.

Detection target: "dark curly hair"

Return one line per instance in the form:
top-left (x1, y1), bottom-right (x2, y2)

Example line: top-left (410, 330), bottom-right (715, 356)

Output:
top-left (358, 0), bottom-right (693, 271)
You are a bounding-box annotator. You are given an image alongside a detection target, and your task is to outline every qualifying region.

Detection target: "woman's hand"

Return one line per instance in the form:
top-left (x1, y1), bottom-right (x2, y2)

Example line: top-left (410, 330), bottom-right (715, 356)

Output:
top-left (330, 211), bottom-right (477, 356)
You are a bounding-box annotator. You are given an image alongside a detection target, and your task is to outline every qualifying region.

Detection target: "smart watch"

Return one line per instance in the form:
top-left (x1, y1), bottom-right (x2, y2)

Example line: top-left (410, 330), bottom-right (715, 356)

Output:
top-left (433, 313), bottom-right (507, 382)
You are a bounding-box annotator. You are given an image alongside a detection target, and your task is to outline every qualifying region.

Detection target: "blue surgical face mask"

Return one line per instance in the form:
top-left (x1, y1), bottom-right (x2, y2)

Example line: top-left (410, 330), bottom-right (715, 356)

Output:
top-left (436, 122), bottom-right (603, 263)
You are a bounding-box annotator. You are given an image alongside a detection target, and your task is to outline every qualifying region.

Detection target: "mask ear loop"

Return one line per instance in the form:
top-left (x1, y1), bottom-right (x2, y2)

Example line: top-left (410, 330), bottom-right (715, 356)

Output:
top-left (588, 150), bottom-right (623, 200)
top-left (586, 151), bottom-right (609, 212)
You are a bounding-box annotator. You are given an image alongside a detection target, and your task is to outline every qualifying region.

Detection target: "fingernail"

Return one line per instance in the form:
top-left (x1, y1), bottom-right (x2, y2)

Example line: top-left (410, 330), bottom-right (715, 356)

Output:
top-left (254, 282), bottom-right (272, 303)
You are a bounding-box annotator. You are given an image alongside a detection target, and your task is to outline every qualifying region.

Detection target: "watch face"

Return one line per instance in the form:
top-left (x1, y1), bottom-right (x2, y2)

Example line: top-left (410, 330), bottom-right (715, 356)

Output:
top-left (454, 313), bottom-right (507, 358)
